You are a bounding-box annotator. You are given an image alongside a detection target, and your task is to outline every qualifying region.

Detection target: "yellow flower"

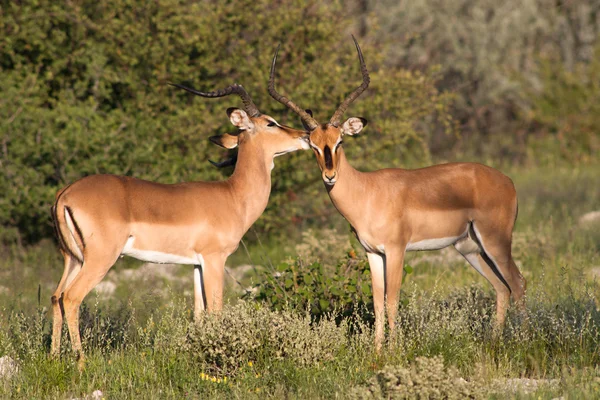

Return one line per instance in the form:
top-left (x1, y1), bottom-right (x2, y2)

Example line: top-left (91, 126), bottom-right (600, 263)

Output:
top-left (223, 377), bottom-right (228, 383)
top-left (248, 361), bottom-right (253, 367)
top-left (211, 377), bottom-right (217, 382)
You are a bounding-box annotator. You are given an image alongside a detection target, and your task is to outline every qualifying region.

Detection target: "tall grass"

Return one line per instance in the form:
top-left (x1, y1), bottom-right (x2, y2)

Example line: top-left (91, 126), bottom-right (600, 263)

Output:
top-left (0, 165), bottom-right (598, 398)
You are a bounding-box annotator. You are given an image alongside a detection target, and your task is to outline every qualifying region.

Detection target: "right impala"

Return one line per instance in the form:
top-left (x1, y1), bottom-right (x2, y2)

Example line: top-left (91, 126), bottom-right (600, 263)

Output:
top-left (269, 37), bottom-right (526, 349)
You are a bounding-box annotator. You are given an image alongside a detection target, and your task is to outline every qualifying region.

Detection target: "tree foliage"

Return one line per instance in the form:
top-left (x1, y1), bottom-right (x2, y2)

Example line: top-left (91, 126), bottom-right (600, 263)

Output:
top-left (0, 0), bottom-right (452, 243)
top-left (370, 0), bottom-right (600, 156)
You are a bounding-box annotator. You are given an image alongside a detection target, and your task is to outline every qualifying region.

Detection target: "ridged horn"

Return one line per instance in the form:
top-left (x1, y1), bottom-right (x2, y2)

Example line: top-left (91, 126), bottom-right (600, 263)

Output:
top-left (329, 35), bottom-right (370, 127)
top-left (268, 45), bottom-right (319, 131)
top-left (169, 82), bottom-right (260, 117)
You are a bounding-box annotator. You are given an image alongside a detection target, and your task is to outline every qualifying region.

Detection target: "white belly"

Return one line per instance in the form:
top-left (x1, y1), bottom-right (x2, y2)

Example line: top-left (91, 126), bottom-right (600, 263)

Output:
top-left (405, 235), bottom-right (463, 251)
top-left (121, 236), bottom-right (200, 265)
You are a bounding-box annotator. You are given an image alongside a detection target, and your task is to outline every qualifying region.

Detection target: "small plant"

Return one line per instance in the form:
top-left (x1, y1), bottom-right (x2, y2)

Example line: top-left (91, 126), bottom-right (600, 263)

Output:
top-left (348, 356), bottom-right (485, 399)
top-left (187, 302), bottom-right (348, 374)
top-left (247, 254), bottom-right (374, 323)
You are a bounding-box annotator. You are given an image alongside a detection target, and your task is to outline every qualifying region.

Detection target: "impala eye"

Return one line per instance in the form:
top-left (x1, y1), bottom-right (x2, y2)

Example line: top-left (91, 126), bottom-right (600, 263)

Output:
top-left (267, 121), bottom-right (277, 127)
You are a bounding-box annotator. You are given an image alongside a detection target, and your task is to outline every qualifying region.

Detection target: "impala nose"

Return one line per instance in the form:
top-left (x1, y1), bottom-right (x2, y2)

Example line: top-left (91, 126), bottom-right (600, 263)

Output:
top-left (324, 172), bottom-right (337, 185)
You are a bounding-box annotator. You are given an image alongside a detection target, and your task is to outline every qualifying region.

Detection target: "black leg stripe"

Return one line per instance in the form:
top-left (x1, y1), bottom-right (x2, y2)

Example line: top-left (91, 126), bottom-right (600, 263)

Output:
top-left (196, 265), bottom-right (207, 308)
top-left (470, 222), bottom-right (511, 293)
top-left (480, 250), bottom-right (511, 293)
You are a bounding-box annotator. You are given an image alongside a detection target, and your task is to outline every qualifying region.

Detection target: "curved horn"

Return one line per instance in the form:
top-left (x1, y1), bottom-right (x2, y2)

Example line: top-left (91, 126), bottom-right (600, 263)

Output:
top-left (329, 35), bottom-right (370, 127)
top-left (268, 45), bottom-right (319, 131)
top-left (169, 82), bottom-right (260, 117)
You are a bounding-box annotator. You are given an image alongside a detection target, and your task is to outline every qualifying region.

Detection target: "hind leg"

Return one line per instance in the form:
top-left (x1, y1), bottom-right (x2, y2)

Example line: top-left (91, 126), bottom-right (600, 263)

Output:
top-left (470, 222), bottom-right (526, 310)
top-left (62, 250), bottom-right (118, 369)
top-left (51, 251), bottom-right (82, 356)
top-left (454, 242), bottom-right (512, 327)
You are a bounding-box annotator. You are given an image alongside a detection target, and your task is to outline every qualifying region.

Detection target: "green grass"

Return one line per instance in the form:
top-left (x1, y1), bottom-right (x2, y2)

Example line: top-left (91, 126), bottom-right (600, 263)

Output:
top-left (0, 164), bottom-right (599, 398)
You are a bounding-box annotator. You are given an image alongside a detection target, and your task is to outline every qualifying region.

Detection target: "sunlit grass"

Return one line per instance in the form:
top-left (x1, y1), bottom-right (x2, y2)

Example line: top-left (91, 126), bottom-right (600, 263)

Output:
top-left (0, 164), bottom-right (598, 398)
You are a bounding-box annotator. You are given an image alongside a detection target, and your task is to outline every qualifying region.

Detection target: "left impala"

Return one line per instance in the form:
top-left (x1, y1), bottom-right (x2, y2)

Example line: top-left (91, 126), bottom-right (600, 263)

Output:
top-left (50, 83), bottom-right (309, 366)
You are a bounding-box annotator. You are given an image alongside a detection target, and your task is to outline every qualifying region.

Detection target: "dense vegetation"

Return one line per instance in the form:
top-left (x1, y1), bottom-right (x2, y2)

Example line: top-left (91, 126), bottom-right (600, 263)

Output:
top-left (0, 0), bottom-right (599, 398)
top-left (2, 0), bottom-right (598, 245)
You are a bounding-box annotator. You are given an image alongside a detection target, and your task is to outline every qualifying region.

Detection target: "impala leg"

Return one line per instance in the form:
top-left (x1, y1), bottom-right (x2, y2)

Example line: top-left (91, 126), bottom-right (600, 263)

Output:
top-left (62, 254), bottom-right (116, 369)
top-left (201, 253), bottom-right (226, 312)
top-left (383, 249), bottom-right (405, 341)
top-left (458, 251), bottom-right (511, 327)
top-left (193, 264), bottom-right (206, 321)
top-left (470, 222), bottom-right (527, 324)
top-left (51, 251), bottom-right (82, 357)
top-left (366, 253), bottom-right (385, 352)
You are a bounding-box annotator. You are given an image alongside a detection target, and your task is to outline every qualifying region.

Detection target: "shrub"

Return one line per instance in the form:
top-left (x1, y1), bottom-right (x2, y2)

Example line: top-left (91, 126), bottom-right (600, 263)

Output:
top-left (247, 255), bottom-right (375, 323)
top-left (187, 302), bottom-right (348, 374)
top-left (348, 356), bottom-right (485, 399)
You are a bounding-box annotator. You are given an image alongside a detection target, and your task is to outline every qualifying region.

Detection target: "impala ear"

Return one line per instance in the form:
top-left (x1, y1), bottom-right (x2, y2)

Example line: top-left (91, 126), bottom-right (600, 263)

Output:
top-left (341, 117), bottom-right (367, 136)
top-left (227, 107), bottom-right (254, 131)
top-left (209, 133), bottom-right (239, 149)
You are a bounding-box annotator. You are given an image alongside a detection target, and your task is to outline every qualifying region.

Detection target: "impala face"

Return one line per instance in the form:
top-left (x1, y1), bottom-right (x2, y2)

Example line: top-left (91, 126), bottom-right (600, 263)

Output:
top-left (210, 108), bottom-right (309, 160)
top-left (308, 118), bottom-right (366, 186)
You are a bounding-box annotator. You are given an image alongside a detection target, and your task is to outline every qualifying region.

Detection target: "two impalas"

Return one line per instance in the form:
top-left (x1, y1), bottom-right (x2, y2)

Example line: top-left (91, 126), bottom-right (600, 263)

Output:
top-left (51, 38), bottom-right (526, 363)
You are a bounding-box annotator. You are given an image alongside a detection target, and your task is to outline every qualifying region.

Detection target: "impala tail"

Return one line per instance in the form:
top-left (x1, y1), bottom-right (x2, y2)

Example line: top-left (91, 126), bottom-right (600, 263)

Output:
top-left (52, 193), bottom-right (85, 263)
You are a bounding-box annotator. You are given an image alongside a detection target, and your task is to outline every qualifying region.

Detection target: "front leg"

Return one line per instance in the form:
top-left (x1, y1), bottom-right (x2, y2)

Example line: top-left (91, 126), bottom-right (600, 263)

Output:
top-left (193, 264), bottom-right (205, 321)
top-left (200, 253), bottom-right (227, 312)
top-left (384, 247), bottom-right (405, 337)
top-left (366, 252), bottom-right (385, 352)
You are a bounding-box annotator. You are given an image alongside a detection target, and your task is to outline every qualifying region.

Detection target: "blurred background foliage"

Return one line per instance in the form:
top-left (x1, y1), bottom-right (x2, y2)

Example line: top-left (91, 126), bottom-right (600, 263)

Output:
top-left (0, 0), bottom-right (598, 246)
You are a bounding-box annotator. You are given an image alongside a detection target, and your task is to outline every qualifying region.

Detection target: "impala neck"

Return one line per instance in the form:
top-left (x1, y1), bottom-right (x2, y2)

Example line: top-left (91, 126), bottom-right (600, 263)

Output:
top-left (227, 137), bottom-right (273, 230)
top-left (325, 148), bottom-right (368, 226)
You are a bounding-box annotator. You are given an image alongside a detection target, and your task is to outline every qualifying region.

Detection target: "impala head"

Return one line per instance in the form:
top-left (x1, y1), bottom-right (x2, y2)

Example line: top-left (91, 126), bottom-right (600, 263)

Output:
top-left (268, 36), bottom-right (370, 186)
top-left (169, 82), bottom-right (309, 165)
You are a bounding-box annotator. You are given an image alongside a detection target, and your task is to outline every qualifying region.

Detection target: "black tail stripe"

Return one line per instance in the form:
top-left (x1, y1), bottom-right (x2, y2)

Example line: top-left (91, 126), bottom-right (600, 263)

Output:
top-left (65, 206), bottom-right (86, 250)
top-left (469, 222), bottom-right (511, 293)
top-left (51, 204), bottom-right (83, 262)
top-left (50, 205), bottom-right (67, 252)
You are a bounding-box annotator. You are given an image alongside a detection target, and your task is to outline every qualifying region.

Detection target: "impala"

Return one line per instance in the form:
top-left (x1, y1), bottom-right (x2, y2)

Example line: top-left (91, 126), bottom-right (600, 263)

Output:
top-left (50, 83), bottom-right (309, 365)
top-left (269, 37), bottom-right (526, 349)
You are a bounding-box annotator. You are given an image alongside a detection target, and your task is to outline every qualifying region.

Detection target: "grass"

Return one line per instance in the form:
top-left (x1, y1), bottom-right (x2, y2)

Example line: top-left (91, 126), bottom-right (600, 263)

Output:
top-left (0, 163), bottom-right (599, 399)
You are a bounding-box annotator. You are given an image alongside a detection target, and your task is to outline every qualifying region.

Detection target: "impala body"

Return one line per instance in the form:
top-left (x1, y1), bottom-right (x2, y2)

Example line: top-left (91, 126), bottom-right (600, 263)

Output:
top-left (269, 37), bottom-right (526, 349)
top-left (51, 83), bottom-right (309, 365)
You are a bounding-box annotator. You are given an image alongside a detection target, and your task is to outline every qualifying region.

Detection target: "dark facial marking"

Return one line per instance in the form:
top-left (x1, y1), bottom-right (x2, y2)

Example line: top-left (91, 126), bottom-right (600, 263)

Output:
top-left (324, 145), bottom-right (333, 169)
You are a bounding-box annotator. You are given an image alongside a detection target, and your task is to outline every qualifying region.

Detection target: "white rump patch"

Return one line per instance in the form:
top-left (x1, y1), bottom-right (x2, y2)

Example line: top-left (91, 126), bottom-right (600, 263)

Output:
top-left (121, 236), bottom-right (198, 265)
top-left (64, 207), bottom-right (84, 261)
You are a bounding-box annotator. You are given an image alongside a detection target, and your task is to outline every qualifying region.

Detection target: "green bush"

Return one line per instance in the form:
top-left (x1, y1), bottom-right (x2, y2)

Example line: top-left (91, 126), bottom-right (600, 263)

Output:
top-left (0, 0), bottom-right (453, 244)
top-left (247, 255), bottom-right (375, 323)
